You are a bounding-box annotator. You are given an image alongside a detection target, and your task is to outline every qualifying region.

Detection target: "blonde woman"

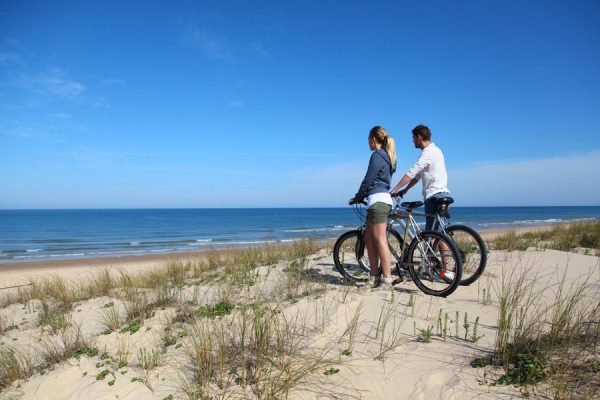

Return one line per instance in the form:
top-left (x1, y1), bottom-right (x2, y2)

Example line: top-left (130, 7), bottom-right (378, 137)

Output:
top-left (349, 126), bottom-right (397, 289)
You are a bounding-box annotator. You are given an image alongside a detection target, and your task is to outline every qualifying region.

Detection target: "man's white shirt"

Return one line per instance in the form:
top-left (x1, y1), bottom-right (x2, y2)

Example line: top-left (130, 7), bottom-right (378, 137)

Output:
top-left (405, 142), bottom-right (449, 200)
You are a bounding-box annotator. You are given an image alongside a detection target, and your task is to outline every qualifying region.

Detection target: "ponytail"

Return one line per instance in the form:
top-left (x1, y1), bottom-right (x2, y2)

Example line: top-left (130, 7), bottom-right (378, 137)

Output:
top-left (385, 136), bottom-right (397, 172)
top-left (369, 126), bottom-right (397, 172)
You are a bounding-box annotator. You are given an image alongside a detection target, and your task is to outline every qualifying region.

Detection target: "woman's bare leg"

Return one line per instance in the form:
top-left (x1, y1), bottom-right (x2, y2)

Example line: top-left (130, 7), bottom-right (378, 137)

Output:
top-left (365, 224), bottom-right (380, 277)
top-left (371, 222), bottom-right (391, 279)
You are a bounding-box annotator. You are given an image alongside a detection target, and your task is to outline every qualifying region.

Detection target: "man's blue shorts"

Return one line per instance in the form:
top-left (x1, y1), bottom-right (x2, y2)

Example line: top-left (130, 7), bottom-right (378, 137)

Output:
top-left (424, 192), bottom-right (451, 231)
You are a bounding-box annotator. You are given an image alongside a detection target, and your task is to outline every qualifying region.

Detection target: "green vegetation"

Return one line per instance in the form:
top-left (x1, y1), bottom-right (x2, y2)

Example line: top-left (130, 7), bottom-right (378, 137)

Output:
top-left (472, 265), bottom-right (600, 398)
top-left (196, 302), bottom-right (234, 319)
top-left (489, 221), bottom-right (600, 252)
top-left (419, 326), bottom-right (434, 343)
top-left (96, 370), bottom-right (110, 381)
top-left (323, 367), bottom-right (340, 375)
top-left (120, 319), bottom-right (141, 335)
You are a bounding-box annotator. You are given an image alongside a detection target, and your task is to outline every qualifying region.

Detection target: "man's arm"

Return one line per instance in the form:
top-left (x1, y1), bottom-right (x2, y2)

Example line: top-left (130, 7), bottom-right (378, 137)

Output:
top-left (391, 175), bottom-right (419, 197)
top-left (391, 149), bottom-right (430, 197)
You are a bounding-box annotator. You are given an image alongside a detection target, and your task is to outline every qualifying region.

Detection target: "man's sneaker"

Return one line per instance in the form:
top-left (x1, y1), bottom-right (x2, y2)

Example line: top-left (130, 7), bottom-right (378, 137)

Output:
top-left (419, 267), bottom-right (452, 283)
top-left (440, 270), bottom-right (455, 282)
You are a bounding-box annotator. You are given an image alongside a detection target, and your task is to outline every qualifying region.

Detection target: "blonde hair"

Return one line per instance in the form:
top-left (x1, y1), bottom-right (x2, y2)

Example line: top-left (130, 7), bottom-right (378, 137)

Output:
top-left (369, 126), bottom-right (397, 171)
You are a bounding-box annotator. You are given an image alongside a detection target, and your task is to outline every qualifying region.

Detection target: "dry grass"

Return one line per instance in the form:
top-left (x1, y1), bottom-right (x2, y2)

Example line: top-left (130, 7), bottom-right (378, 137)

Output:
top-left (489, 221), bottom-right (600, 252)
top-left (0, 345), bottom-right (33, 389)
top-left (483, 261), bottom-right (600, 398)
top-left (182, 304), bottom-right (340, 399)
top-left (0, 239), bottom-right (336, 396)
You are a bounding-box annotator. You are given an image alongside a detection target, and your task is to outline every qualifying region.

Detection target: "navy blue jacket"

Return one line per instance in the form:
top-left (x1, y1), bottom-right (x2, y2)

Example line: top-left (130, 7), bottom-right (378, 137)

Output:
top-left (354, 149), bottom-right (395, 202)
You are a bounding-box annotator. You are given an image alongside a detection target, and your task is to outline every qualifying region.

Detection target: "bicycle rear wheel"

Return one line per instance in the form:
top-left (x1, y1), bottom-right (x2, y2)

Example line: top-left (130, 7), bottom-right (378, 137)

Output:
top-left (333, 230), bottom-right (370, 283)
top-left (446, 224), bottom-right (487, 286)
top-left (405, 230), bottom-right (462, 297)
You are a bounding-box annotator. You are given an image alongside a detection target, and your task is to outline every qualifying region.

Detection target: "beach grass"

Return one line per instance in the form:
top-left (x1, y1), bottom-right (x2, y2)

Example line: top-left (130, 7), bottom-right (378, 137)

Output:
top-left (0, 239), bottom-right (344, 396)
top-left (1, 230), bottom-right (599, 398)
top-left (489, 220), bottom-right (600, 252)
top-left (477, 259), bottom-right (600, 397)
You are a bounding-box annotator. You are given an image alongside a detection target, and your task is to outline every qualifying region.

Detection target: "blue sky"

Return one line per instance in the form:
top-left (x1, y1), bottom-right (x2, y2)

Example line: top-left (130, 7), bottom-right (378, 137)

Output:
top-left (1, 0), bottom-right (599, 208)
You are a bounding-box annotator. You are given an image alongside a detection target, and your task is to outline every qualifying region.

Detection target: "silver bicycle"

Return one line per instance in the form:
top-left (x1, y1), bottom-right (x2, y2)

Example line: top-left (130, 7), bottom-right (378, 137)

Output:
top-left (333, 199), bottom-right (463, 297)
top-left (389, 196), bottom-right (487, 286)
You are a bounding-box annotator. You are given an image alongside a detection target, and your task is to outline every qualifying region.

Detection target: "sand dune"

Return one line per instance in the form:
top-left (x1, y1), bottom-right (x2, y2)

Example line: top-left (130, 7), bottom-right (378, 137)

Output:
top-left (0, 239), bottom-right (598, 399)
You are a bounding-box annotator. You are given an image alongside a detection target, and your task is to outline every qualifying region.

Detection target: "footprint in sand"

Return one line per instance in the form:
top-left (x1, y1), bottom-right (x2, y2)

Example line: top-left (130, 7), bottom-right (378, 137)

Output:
top-left (410, 370), bottom-right (461, 399)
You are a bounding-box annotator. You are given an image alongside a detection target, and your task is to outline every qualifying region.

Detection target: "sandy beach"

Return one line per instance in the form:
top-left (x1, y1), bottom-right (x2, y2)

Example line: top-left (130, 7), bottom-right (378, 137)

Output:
top-left (0, 221), bottom-right (588, 288)
top-left (0, 223), bottom-right (598, 399)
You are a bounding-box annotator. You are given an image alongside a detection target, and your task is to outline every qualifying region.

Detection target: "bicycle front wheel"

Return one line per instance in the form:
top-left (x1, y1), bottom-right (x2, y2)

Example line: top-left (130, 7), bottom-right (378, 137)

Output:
top-left (333, 230), bottom-right (370, 283)
top-left (446, 224), bottom-right (487, 286)
top-left (405, 230), bottom-right (462, 297)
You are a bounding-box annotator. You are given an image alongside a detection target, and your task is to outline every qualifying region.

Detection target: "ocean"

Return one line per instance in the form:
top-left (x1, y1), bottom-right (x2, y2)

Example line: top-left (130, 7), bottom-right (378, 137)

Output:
top-left (1, 207), bottom-right (599, 264)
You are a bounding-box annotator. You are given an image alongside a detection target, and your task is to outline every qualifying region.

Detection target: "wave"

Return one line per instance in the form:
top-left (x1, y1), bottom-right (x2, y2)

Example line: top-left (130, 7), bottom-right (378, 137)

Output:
top-left (477, 217), bottom-right (596, 228)
top-left (28, 239), bottom-right (83, 244)
top-left (282, 226), bottom-right (349, 233)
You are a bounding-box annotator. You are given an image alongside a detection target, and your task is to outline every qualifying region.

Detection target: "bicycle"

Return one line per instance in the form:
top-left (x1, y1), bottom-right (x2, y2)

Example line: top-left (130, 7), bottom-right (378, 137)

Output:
top-left (427, 196), bottom-right (487, 286)
top-left (355, 196), bottom-right (487, 286)
top-left (333, 200), bottom-right (463, 297)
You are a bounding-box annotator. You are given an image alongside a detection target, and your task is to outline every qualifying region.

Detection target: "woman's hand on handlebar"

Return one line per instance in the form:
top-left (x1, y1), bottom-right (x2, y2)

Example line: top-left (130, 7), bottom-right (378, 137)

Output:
top-left (349, 198), bottom-right (367, 205)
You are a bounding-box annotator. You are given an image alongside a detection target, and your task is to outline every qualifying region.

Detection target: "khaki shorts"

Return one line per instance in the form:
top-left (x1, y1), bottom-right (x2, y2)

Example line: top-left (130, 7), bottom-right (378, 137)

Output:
top-left (366, 202), bottom-right (391, 224)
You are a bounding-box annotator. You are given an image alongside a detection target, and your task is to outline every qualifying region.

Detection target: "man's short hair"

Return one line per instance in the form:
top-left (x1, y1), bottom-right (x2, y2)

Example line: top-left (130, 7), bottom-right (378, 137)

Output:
top-left (412, 124), bottom-right (431, 141)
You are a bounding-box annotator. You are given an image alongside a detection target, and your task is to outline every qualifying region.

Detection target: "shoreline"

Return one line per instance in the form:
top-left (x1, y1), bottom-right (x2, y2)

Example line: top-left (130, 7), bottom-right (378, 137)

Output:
top-left (1, 212), bottom-right (598, 267)
top-left (1, 220), bottom-right (596, 271)
top-left (0, 219), bottom-right (594, 275)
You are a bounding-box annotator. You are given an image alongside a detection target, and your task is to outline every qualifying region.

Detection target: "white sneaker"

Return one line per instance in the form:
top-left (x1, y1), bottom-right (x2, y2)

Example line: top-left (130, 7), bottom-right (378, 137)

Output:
top-left (375, 276), bottom-right (393, 291)
top-left (440, 270), bottom-right (455, 282)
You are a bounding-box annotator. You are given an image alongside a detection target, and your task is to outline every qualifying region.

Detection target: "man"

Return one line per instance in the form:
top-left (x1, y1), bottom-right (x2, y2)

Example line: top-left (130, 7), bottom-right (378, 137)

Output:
top-left (390, 124), bottom-right (450, 231)
top-left (391, 124), bottom-right (454, 281)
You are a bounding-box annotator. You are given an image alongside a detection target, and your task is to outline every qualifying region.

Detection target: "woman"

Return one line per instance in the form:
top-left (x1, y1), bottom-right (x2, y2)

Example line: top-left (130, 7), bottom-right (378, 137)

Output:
top-left (349, 126), bottom-right (397, 289)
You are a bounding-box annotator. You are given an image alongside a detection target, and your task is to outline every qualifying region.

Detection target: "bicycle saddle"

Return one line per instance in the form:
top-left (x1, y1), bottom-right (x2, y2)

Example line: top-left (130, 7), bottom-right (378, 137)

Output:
top-left (401, 201), bottom-right (424, 210)
top-left (432, 196), bottom-right (454, 206)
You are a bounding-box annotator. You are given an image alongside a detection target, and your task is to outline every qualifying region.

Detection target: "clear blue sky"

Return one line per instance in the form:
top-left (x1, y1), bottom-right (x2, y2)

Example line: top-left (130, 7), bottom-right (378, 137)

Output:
top-left (1, 0), bottom-right (599, 208)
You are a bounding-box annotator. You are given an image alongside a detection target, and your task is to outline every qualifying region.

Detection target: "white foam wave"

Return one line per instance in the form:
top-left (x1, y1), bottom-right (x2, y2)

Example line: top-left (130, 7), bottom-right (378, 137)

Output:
top-left (283, 226), bottom-right (347, 233)
top-left (516, 218), bottom-right (564, 224)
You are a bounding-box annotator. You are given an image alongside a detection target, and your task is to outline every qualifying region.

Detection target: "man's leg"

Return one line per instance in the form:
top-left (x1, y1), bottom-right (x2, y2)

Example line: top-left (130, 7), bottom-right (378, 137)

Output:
top-left (425, 193), bottom-right (455, 278)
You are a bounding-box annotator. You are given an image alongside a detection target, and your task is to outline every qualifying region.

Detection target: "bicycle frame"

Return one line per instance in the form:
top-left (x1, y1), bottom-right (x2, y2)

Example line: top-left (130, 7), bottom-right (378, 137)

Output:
top-left (389, 200), bottom-right (449, 241)
top-left (352, 200), bottom-right (449, 266)
top-left (387, 205), bottom-right (445, 265)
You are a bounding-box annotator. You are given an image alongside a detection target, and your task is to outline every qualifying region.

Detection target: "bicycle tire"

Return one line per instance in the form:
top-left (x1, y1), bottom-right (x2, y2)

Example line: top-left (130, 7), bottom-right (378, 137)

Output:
top-left (404, 230), bottom-right (463, 297)
top-left (446, 224), bottom-right (487, 286)
top-left (357, 228), bottom-right (404, 273)
top-left (333, 230), bottom-right (370, 283)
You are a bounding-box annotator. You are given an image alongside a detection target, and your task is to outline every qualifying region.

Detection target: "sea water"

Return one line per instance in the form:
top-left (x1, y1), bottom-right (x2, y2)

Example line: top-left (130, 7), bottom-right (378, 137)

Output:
top-left (1, 207), bottom-right (599, 263)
